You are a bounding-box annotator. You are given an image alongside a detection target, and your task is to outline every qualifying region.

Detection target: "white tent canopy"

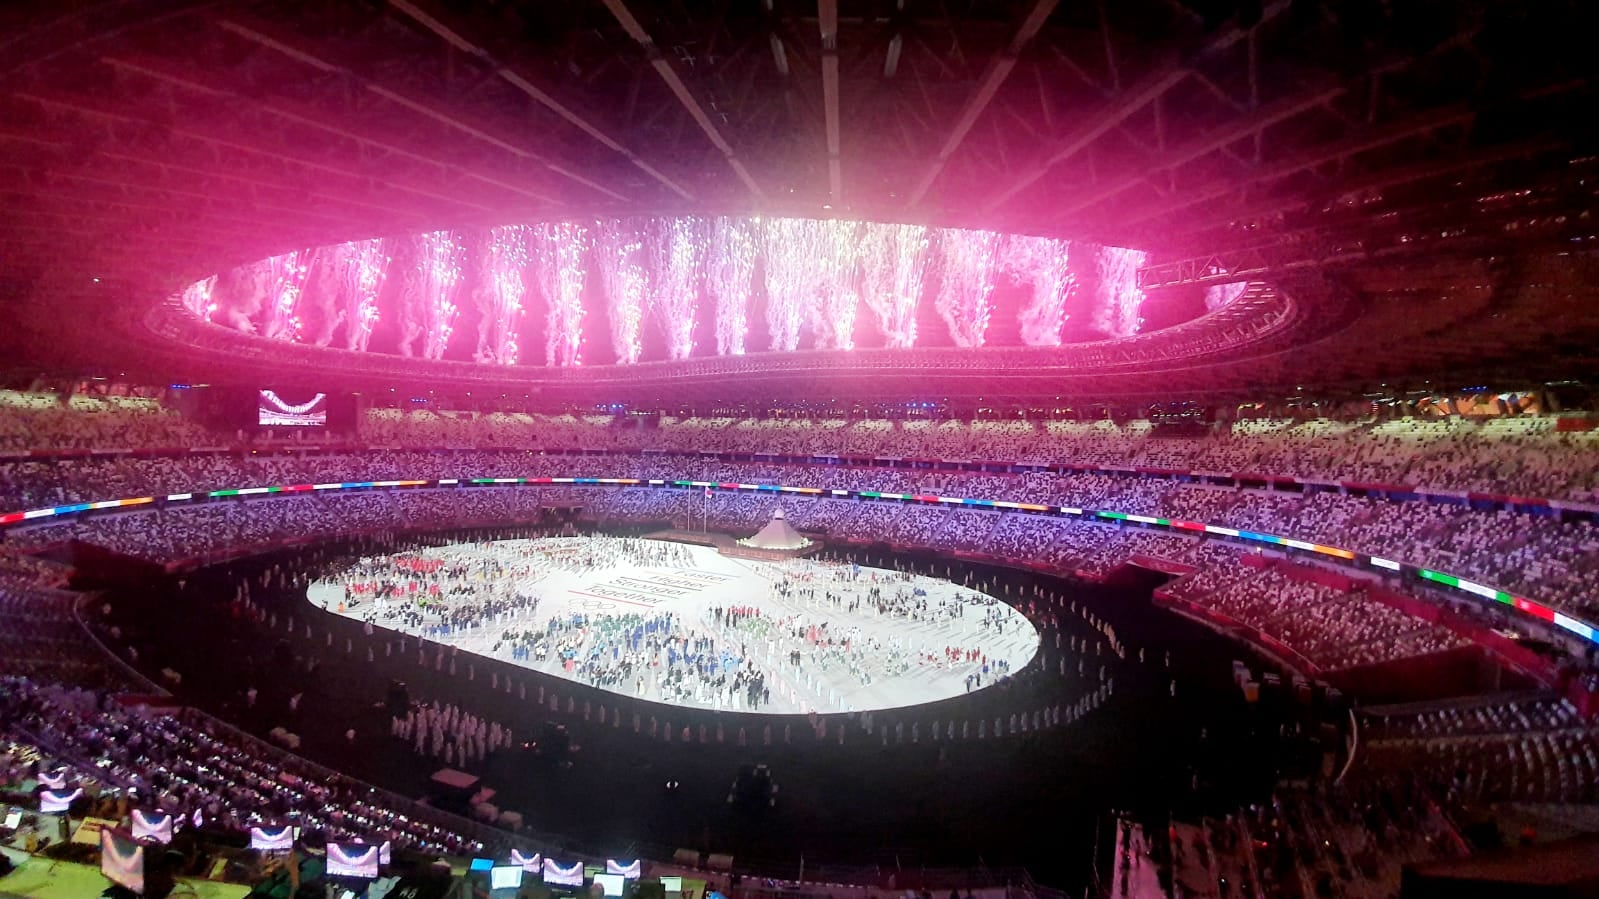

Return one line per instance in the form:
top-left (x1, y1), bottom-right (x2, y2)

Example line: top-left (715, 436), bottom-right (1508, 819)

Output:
top-left (739, 507), bottom-right (812, 551)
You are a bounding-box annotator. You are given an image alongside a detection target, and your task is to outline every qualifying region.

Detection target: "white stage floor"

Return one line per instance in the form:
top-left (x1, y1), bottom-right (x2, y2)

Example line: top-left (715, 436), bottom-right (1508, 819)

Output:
top-left (308, 537), bottom-right (1040, 715)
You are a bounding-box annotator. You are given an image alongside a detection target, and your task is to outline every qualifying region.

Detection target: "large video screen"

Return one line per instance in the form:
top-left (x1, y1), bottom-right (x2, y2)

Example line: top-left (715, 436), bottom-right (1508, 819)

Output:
top-left (607, 859), bottom-right (641, 879)
top-left (326, 842), bottom-right (381, 879)
top-left (40, 787), bottom-right (81, 813)
top-left (511, 850), bottom-right (542, 873)
top-left (249, 825), bottom-right (294, 851)
top-left (543, 858), bottom-right (585, 887)
top-left (131, 809), bottom-right (173, 845)
top-left (258, 390), bottom-right (328, 427)
top-left (490, 866), bottom-right (525, 890)
top-left (100, 827), bottom-right (146, 895)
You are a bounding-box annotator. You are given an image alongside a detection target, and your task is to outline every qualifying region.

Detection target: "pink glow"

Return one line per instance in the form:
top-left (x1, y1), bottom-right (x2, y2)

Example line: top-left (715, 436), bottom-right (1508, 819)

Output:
top-left (1205, 280), bottom-right (1249, 312)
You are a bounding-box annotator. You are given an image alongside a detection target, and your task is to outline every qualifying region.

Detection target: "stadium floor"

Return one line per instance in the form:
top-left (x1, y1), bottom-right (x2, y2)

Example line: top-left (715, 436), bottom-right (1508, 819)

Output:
top-left (310, 538), bottom-right (1041, 715)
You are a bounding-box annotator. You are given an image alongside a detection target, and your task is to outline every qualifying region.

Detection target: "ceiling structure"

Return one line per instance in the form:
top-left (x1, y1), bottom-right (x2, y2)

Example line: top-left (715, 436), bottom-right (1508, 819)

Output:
top-left (1, 0), bottom-right (1596, 403)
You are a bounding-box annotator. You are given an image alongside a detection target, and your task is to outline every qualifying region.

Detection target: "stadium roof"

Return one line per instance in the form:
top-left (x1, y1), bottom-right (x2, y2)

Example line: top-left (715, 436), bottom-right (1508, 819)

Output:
top-left (2, 0), bottom-right (1597, 402)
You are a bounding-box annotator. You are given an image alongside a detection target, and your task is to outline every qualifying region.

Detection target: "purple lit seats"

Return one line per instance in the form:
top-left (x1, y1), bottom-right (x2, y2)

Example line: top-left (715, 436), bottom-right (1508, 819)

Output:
top-left (1164, 566), bottom-right (1467, 671)
top-left (0, 676), bottom-right (489, 854)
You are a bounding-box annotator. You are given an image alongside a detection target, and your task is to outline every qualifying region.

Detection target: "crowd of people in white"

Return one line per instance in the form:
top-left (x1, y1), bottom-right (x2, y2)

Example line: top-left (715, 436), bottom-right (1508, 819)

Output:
top-left (7, 391), bottom-right (1595, 495)
top-left (391, 699), bottom-right (515, 771)
top-left (1162, 565), bottom-right (1470, 672)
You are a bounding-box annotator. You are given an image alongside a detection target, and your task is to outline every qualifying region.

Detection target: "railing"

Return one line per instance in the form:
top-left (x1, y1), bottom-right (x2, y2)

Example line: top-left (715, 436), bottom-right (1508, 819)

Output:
top-left (175, 706), bottom-right (519, 852)
top-left (70, 591), bottom-right (171, 697)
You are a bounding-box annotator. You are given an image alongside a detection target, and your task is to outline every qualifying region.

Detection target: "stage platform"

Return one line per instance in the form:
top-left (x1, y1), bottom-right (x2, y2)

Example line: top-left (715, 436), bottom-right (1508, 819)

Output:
top-left (309, 537), bottom-right (1040, 716)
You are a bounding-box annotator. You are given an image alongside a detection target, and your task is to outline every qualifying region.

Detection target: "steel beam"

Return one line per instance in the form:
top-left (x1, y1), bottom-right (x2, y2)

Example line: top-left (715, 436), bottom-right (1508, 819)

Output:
top-left (1049, 84), bottom-right (1344, 220)
top-left (217, 18), bottom-right (613, 202)
top-left (982, 1), bottom-right (1289, 214)
top-left (386, 0), bottom-right (693, 201)
top-left (818, 0), bottom-right (842, 204)
top-left (1165, 138), bottom-right (1568, 242)
top-left (97, 56), bottom-right (538, 209)
top-left (1118, 105), bottom-right (1478, 227)
top-left (599, 0), bottom-right (764, 198)
top-left (903, 0), bottom-right (1058, 207)
top-left (980, 65), bottom-right (1186, 213)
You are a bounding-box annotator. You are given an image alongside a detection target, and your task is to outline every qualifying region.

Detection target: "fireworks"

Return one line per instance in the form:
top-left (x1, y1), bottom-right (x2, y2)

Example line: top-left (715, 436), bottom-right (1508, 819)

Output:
top-left (340, 238), bottom-right (389, 353)
top-left (858, 223), bottom-right (928, 349)
top-left (1004, 235), bottom-right (1075, 347)
top-left (190, 216), bottom-right (1151, 363)
top-left (258, 250), bottom-right (309, 342)
top-left (180, 275), bottom-right (217, 321)
top-left (475, 226), bottom-right (529, 365)
top-left (760, 217), bottom-right (816, 352)
top-left (1094, 245), bottom-right (1148, 338)
top-left (760, 217), bottom-right (862, 351)
top-left (411, 231), bottom-right (464, 360)
top-left (811, 220), bottom-right (860, 351)
top-left (531, 222), bottom-right (589, 367)
top-left (706, 217), bottom-right (757, 356)
top-left (647, 217), bottom-right (702, 361)
top-left (596, 219), bottom-right (647, 364)
top-left (934, 228), bottom-right (1002, 348)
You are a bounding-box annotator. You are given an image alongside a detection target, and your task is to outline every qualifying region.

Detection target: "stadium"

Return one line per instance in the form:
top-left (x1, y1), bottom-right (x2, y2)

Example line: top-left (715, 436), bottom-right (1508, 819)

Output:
top-left (1, 1), bottom-right (1598, 898)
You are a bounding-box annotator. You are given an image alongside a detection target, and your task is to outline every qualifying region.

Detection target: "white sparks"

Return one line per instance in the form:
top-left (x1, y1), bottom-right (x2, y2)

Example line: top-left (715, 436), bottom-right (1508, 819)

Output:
top-left (532, 222), bottom-right (589, 367)
top-left (1003, 235), bottom-right (1075, 347)
top-left (858, 223), bottom-right (928, 349)
top-left (596, 219), bottom-right (648, 365)
top-left (706, 217), bottom-right (757, 356)
top-left (934, 228), bottom-right (1001, 347)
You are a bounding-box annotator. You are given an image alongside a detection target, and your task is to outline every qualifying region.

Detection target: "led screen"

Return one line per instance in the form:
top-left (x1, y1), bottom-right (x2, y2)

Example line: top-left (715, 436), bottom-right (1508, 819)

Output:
top-left (258, 390), bottom-right (328, 427)
top-left (40, 788), bottom-right (81, 813)
top-left (326, 842), bottom-right (381, 879)
top-left (595, 873), bottom-right (626, 896)
top-left (131, 809), bottom-right (173, 844)
top-left (490, 866), bottom-right (524, 890)
top-left (100, 827), bottom-right (145, 895)
top-left (249, 825), bottom-right (294, 851)
top-left (607, 859), bottom-right (641, 879)
top-left (659, 877), bottom-right (683, 892)
top-left (511, 850), bottom-right (542, 873)
top-left (543, 858), bottom-right (584, 887)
